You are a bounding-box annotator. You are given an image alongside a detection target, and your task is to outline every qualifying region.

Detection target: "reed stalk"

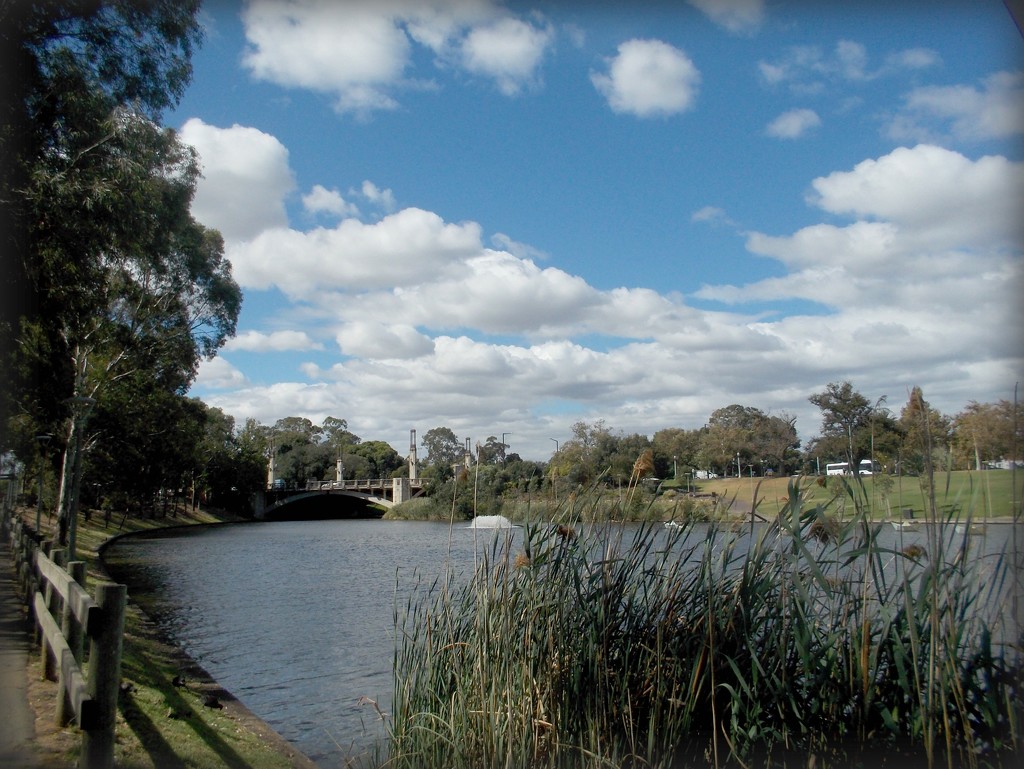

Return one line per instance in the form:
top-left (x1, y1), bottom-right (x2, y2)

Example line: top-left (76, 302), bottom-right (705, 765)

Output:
top-left (384, 474), bottom-right (1023, 769)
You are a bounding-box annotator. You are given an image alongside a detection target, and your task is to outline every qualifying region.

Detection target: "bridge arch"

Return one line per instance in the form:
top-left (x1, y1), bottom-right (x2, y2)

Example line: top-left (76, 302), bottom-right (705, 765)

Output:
top-left (256, 478), bottom-right (424, 520)
top-left (260, 490), bottom-right (388, 521)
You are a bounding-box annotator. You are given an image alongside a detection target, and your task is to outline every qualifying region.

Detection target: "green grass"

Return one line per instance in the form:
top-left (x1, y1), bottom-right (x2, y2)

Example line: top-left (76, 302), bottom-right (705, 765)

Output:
top-left (388, 469), bottom-right (1022, 525)
top-left (695, 469), bottom-right (1022, 520)
top-left (383, 477), bottom-right (1024, 769)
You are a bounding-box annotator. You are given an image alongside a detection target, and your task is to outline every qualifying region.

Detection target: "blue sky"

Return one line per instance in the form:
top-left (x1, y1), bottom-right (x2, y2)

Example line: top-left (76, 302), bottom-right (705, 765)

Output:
top-left (177, 0), bottom-right (1024, 460)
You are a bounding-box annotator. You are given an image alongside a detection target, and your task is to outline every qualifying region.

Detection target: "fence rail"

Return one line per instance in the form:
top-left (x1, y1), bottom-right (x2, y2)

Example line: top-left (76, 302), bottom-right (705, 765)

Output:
top-left (1, 507), bottom-right (125, 769)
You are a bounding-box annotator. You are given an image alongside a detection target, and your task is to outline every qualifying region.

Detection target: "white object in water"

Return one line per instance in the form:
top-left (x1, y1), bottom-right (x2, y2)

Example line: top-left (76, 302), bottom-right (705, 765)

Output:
top-left (891, 521), bottom-right (920, 532)
top-left (955, 523), bottom-right (985, 536)
top-left (467, 514), bottom-right (516, 529)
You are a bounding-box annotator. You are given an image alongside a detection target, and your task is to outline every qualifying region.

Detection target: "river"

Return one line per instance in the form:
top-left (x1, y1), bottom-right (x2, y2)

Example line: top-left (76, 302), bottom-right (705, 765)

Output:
top-left (102, 518), bottom-right (1023, 769)
top-left (104, 519), bottom-right (525, 767)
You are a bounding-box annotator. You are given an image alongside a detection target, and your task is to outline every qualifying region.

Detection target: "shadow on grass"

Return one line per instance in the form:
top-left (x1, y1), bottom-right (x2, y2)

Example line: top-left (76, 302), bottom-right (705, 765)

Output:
top-left (118, 623), bottom-right (256, 769)
top-left (117, 690), bottom-right (188, 769)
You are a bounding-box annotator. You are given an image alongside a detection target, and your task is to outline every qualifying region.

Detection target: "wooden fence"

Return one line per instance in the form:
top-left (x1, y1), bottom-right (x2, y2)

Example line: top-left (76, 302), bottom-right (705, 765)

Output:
top-left (1, 508), bottom-right (126, 769)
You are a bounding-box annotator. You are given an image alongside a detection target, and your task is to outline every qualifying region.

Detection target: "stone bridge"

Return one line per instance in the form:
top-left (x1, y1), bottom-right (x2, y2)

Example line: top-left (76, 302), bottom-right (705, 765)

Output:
top-left (255, 477), bottom-right (425, 519)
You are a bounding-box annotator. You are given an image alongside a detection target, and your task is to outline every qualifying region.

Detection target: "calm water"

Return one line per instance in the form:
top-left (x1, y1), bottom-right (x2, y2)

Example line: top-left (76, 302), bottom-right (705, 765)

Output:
top-left (104, 520), bottom-right (525, 767)
top-left (103, 519), bottom-right (1024, 769)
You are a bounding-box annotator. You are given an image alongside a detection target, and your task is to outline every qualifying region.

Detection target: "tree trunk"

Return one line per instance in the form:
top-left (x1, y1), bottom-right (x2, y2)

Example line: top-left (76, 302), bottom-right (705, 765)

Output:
top-left (55, 420), bottom-right (75, 545)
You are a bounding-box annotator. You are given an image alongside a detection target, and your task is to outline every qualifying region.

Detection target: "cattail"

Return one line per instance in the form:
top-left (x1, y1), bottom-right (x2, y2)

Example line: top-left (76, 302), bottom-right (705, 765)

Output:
top-left (631, 449), bottom-right (655, 483)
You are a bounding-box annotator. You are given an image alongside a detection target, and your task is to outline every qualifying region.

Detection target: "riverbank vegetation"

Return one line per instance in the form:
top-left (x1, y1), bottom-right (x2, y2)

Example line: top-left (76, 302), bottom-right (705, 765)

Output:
top-left (385, 462), bottom-right (1021, 524)
top-left (386, 478), bottom-right (1024, 769)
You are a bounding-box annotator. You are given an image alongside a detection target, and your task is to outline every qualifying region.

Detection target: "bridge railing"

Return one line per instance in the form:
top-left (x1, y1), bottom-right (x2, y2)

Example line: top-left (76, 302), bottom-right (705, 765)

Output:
top-left (307, 478), bottom-right (425, 491)
top-left (266, 478), bottom-right (424, 492)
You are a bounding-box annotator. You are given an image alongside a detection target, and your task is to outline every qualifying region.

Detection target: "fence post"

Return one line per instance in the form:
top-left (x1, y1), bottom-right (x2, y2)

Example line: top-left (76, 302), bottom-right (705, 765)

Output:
top-left (18, 526), bottom-right (34, 597)
top-left (80, 582), bottom-right (126, 769)
top-left (39, 547), bottom-right (66, 681)
top-left (26, 536), bottom-right (48, 604)
top-left (56, 560), bottom-right (86, 726)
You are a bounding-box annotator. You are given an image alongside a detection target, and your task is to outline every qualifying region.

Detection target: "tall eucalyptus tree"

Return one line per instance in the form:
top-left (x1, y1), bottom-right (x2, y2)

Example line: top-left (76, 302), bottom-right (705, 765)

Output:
top-left (1, 2), bottom-right (240, 551)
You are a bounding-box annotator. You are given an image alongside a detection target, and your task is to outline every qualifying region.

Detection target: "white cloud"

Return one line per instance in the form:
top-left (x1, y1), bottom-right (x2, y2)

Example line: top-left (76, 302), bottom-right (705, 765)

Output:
top-left (691, 206), bottom-right (739, 228)
top-left (238, 0), bottom-right (553, 115)
top-left (700, 146), bottom-right (1023, 331)
top-left (766, 108), bottom-right (821, 139)
top-left (302, 185), bottom-right (360, 218)
top-left (195, 357), bottom-right (249, 389)
top-left (342, 250), bottom-right (601, 337)
top-left (190, 125), bottom-right (1023, 460)
top-left (400, 1), bottom-right (494, 52)
top-left (886, 71), bottom-right (1024, 142)
top-left (226, 207), bottom-right (484, 297)
top-left (241, 0), bottom-right (410, 114)
top-left (459, 16), bottom-right (553, 95)
top-left (179, 118), bottom-right (295, 242)
top-left (357, 180), bottom-right (397, 212)
top-left (687, 0), bottom-right (764, 34)
top-left (758, 40), bottom-right (940, 91)
top-left (491, 232), bottom-right (548, 261)
top-left (224, 330), bottom-right (324, 352)
top-left (591, 39), bottom-right (700, 118)
top-left (835, 40), bottom-right (869, 81)
top-left (691, 206), bottom-right (725, 223)
top-left (336, 321), bottom-right (434, 359)
top-left (885, 47), bottom-right (941, 71)
top-left (808, 144), bottom-right (1024, 248)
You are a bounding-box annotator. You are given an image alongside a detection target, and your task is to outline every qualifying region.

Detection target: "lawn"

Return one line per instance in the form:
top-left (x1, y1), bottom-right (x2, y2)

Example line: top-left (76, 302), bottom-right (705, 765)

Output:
top-left (689, 468), bottom-right (1022, 520)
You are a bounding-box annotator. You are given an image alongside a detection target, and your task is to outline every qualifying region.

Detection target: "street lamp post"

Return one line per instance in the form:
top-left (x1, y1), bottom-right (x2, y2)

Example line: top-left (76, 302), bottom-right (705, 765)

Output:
top-left (501, 433), bottom-right (510, 462)
top-left (35, 434), bottom-right (51, 532)
top-left (736, 452), bottom-right (741, 479)
top-left (550, 438), bottom-right (559, 453)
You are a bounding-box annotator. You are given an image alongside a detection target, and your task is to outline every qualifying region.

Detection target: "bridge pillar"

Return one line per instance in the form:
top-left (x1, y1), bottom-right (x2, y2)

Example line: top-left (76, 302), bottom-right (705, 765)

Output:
top-left (408, 429), bottom-right (418, 481)
top-left (393, 477), bottom-right (411, 505)
top-left (254, 489), bottom-right (267, 518)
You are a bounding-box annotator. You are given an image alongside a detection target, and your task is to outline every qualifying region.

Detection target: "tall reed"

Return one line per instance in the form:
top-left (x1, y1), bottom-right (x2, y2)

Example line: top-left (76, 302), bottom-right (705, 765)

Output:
top-left (384, 478), bottom-right (1022, 768)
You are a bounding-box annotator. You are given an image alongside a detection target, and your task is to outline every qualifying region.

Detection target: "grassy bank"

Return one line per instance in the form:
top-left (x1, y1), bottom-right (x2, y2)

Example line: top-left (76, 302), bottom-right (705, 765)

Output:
top-left (15, 505), bottom-right (315, 769)
top-left (385, 483), bottom-right (726, 523)
top-left (387, 468), bottom-right (1021, 524)
top-left (695, 468), bottom-right (1022, 520)
top-left (385, 477), bottom-right (1024, 769)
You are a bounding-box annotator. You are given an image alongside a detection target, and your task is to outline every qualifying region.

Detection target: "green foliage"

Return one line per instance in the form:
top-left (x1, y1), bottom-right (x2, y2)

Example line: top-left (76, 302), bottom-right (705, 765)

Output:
top-left (700, 405), bottom-right (801, 477)
top-left (351, 440), bottom-right (404, 478)
top-left (1, 1), bottom-right (203, 386)
top-left (954, 399), bottom-right (1023, 469)
top-left (1, 1), bottom-right (242, 534)
top-left (808, 382), bottom-right (900, 472)
top-left (264, 415), bottom-right (404, 486)
top-left (421, 426), bottom-right (464, 468)
top-left (383, 497), bottom-right (440, 521)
